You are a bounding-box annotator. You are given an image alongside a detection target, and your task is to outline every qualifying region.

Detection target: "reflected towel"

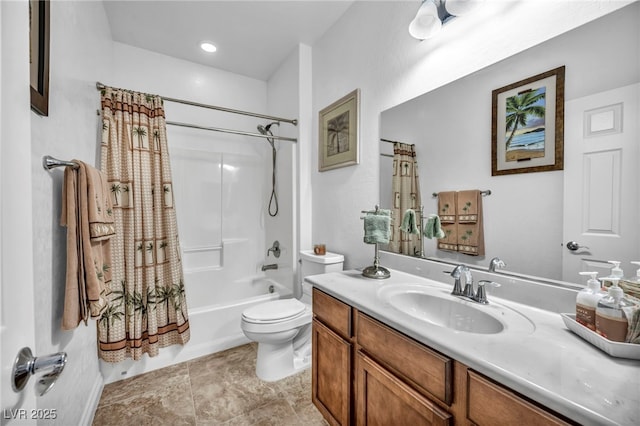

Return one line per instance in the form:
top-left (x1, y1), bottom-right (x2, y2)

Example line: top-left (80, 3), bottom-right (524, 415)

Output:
top-left (457, 190), bottom-right (479, 223)
top-left (438, 223), bottom-right (458, 252)
top-left (424, 214), bottom-right (445, 239)
top-left (437, 191), bottom-right (456, 223)
top-left (60, 160), bottom-right (113, 330)
top-left (363, 209), bottom-right (391, 244)
top-left (400, 209), bottom-right (419, 235)
top-left (456, 190), bottom-right (485, 256)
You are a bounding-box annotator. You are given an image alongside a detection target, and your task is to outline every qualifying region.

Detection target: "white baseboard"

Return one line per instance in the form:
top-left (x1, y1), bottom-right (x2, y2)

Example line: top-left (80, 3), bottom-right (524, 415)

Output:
top-left (79, 372), bottom-right (104, 426)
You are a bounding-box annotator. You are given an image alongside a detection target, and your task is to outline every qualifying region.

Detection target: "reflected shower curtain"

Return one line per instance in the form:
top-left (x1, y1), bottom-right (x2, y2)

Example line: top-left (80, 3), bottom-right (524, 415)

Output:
top-left (389, 143), bottom-right (422, 255)
top-left (98, 87), bottom-right (189, 362)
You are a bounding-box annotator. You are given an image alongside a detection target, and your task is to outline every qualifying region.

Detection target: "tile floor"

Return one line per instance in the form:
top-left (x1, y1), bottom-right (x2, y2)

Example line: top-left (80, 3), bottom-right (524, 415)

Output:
top-left (92, 343), bottom-right (328, 425)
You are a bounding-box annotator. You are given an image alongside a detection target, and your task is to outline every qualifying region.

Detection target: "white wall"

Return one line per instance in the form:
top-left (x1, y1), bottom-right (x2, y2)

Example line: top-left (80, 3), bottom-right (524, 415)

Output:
top-left (30, 1), bottom-right (114, 424)
top-left (311, 0), bottom-right (632, 271)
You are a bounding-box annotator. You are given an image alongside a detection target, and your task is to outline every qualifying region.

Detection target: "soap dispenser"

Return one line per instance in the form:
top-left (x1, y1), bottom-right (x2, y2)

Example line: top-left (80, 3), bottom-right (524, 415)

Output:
top-left (595, 277), bottom-right (633, 342)
top-left (576, 272), bottom-right (605, 331)
top-left (602, 260), bottom-right (624, 287)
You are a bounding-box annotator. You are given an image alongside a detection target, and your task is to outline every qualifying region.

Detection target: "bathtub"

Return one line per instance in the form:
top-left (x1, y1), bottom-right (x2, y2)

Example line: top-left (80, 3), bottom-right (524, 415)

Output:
top-left (187, 276), bottom-right (293, 354)
top-left (100, 275), bottom-right (293, 384)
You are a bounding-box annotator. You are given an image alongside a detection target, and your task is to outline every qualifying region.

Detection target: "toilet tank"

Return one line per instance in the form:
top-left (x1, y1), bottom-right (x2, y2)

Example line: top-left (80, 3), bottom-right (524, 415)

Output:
top-left (300, 250), bottom-right (344, 278)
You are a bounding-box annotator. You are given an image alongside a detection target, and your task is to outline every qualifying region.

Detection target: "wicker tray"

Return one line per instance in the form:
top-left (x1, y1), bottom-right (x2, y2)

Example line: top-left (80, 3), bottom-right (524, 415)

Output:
top-left (561, 313), bottom-right (640, 360)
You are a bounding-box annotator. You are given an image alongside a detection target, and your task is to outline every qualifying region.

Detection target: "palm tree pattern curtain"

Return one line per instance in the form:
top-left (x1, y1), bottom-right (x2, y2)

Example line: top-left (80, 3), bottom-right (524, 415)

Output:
top-left (389, 143), bottom-right (422, 255)
top-left (98, 87), bottom-right (189, 362)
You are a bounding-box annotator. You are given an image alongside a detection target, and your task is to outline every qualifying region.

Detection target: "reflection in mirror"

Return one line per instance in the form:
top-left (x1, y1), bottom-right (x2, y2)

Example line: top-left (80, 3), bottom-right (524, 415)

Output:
top-left (380, 3), bottom-right (639, 283)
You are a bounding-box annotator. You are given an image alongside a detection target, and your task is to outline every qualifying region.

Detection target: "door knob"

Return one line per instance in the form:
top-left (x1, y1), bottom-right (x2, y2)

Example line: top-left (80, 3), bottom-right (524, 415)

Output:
top-left (566, 241), bottom-right (590, 251)
top-left (12, 347), bottom-right (67, 396)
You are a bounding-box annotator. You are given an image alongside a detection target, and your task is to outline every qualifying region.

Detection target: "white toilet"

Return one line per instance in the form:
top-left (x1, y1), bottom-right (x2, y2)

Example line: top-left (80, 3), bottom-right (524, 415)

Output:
top-left (241, 250), bottom-right (344, 381)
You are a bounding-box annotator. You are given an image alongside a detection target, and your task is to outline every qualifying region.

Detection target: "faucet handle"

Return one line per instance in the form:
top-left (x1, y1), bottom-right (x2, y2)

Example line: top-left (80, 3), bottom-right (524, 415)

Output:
top-left (475, 280), bottom-right (500, 304)
top-left (474, 281), bottom-right (489, 304)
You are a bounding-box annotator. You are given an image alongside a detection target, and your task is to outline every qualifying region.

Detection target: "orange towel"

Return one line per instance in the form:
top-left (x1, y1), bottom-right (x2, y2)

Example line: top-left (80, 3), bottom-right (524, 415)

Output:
top-left (60, 160), bottom-right (114, 330)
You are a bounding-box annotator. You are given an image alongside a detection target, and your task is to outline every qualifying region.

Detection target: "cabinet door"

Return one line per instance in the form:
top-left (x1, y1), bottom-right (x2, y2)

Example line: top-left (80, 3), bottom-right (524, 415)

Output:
top-left (312, 319), bottom-right (352, 426)
top-left (356, 352), bottom-right (452, 426)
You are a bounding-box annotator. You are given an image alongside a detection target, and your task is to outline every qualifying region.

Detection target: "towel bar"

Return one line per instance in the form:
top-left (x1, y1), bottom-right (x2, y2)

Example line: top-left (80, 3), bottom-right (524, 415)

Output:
top-left (432, 189), bottom-right (491, 198)
top-left (42, 155), bottom-right (79, 170)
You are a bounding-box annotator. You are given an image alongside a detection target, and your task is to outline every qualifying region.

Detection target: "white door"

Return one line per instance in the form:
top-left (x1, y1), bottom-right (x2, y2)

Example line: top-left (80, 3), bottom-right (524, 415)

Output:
top-left (1, 1), bottom-right (37, 423)
top-left (562, 83), bottom-right (640, 282)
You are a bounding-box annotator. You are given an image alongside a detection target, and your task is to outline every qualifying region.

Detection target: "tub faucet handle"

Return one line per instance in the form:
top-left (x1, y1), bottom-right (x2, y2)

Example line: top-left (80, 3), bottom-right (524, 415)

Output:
top-left (267, 241), bottom-right (281, 258)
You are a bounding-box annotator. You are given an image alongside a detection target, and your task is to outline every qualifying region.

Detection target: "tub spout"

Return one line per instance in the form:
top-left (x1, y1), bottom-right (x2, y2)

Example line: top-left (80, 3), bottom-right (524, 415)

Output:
top-left (261, 264), bottom-right (278, 271)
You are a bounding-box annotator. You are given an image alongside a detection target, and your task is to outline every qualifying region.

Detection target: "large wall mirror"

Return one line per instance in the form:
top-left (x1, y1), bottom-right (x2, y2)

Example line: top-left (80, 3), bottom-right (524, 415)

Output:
top-left (380, 3), bottom-right (639, 283)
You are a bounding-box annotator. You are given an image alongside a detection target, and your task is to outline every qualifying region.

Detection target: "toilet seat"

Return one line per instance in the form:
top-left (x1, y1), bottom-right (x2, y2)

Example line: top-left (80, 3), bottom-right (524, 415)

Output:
top-left (242, 299), bottom-right (306, 324)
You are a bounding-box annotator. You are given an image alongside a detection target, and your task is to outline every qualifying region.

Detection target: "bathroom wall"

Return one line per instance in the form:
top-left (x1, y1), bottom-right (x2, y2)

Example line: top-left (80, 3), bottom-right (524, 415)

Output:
top-left (29, 1), bottom-right (114, 425)
top-left (310, 0), bottom-right (631, 271)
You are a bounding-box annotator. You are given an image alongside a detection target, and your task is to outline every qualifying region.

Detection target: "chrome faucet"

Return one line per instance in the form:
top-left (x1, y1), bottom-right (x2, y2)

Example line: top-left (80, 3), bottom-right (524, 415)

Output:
top-left (450, 265), bottom-right (494, 304)
top-left (261, 263), bottom-right (278, 271)
top-left (488, 257), bottom-right (506, 272)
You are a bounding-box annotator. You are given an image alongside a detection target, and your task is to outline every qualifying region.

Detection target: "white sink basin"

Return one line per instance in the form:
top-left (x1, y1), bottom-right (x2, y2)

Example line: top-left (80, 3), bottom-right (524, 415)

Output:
top-left (377, 284), bottom-right (535, 335)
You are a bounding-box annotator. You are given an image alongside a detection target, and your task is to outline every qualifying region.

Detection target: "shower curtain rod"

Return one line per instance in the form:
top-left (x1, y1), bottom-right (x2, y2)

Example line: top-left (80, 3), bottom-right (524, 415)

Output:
top-left (95, 82), bottom-right (298, 126)
top-left (166, 120), bottom-right (297, 142)
top-left (381, 138), bottom-right (414, 146)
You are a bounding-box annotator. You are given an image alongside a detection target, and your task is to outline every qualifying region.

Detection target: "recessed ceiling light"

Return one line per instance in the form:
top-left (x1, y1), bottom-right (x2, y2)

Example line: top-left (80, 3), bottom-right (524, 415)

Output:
top-left (200, 41), bottom-right (217, 53)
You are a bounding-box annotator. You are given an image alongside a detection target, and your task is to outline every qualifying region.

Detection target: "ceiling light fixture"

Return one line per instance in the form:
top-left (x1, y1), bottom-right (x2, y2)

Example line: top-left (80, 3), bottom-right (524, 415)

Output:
top-left (200, 41), bottom-right (217, 53)
top-left (409, 0), bottom-right (479, 40)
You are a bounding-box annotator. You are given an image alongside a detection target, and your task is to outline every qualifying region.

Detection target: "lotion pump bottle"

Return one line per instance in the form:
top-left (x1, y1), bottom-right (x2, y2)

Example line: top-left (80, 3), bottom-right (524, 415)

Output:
top-left (576, 272), bottom-right (604, 331)
top-left (595, 278), bottom-right (633, 342)
top-left (603, 260), bottom-right (624, 286)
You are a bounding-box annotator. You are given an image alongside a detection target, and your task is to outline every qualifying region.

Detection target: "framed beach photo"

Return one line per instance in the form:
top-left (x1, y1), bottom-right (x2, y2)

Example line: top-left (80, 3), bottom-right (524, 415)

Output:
top-left (30, 0), bottom-right (50, 116)
top-left (318, 89), bottom-right (360, 172)
top-left (491, 66), bottom-right (565, 176)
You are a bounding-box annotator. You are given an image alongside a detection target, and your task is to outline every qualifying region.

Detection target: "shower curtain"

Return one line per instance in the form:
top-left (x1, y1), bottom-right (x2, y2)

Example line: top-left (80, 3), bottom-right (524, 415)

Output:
top-left (389, 143), bottom-right (422, 255)
top-left (98, 87), bottom-right (189, 362)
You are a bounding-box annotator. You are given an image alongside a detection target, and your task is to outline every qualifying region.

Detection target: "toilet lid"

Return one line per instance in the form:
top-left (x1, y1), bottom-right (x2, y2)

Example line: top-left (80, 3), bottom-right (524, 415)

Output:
top-left (242, 299), bottom-right (306, 322)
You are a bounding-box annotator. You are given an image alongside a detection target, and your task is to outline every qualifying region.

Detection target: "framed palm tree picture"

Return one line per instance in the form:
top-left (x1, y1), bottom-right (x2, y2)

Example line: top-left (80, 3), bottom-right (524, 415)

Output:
top-left (491, 66), bottom-right (565, 176)
top-left (318, 89), bottom-right (360, 172)
top-left (30, 0), bottom-right (50, 116)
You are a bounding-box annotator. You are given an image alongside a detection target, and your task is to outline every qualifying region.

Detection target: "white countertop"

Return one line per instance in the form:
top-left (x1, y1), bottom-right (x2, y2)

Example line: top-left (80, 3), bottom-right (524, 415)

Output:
top-left (306, 269), bottom-right (640, 426)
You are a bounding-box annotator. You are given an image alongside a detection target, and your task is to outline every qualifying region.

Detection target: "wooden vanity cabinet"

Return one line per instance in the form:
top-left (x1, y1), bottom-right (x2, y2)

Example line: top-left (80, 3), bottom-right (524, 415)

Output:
top-left (312, 288), bottom-right (573, 426)
top-left (312, 289), bottom-right (353, 425)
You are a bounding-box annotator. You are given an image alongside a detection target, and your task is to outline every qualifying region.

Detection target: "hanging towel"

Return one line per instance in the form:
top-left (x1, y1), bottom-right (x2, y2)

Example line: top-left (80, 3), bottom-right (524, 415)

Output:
top-left (363, 209), bottom-right (391, 244)
top-left (456, 190), bottom-right (485, 256)
top-left (424, 214), bottom-right (445, 239)
top-left (437, 191), bottom-right (456, 223)
top-left (60, 160), bottom-right (115, 330)
top-left (457, 190), bottom-right (479, 223)
top-left (399, 209), bottom-right (419, 235)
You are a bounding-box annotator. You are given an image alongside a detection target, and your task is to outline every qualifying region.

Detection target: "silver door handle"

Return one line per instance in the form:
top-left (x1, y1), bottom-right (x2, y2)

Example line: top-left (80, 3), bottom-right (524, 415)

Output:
top-left (566, 241), bottom-right (590, 251)
top-left (12, 347), bottom-right (67, 396)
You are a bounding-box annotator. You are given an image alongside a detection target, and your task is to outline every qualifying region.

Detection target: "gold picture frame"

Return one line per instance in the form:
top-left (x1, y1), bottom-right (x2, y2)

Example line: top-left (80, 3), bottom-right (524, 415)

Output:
top-left (491, 66), bottom-right (565, 176)
top-left (30, 0), bottom-right (50, 116)
top-left (318, 89), bottom-right (360, 172)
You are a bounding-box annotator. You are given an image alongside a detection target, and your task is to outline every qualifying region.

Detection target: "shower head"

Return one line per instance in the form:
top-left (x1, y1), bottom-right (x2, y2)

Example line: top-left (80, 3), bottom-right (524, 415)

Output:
top-left (257, 121), bottom-right (280, 135)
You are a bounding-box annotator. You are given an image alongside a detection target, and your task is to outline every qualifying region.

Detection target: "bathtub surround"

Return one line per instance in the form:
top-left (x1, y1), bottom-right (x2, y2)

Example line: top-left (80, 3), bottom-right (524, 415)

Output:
top-left (98, 87), bottom-right (190, 362)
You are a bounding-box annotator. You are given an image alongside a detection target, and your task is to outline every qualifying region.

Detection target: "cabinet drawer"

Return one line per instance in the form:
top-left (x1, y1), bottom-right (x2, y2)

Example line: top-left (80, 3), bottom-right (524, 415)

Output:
top-left (467, 371), bottom-right (572, 426)
top-left (356, 312), bottom-right (452, 405)
top-left (313, 288), bottom-right (352, 339)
